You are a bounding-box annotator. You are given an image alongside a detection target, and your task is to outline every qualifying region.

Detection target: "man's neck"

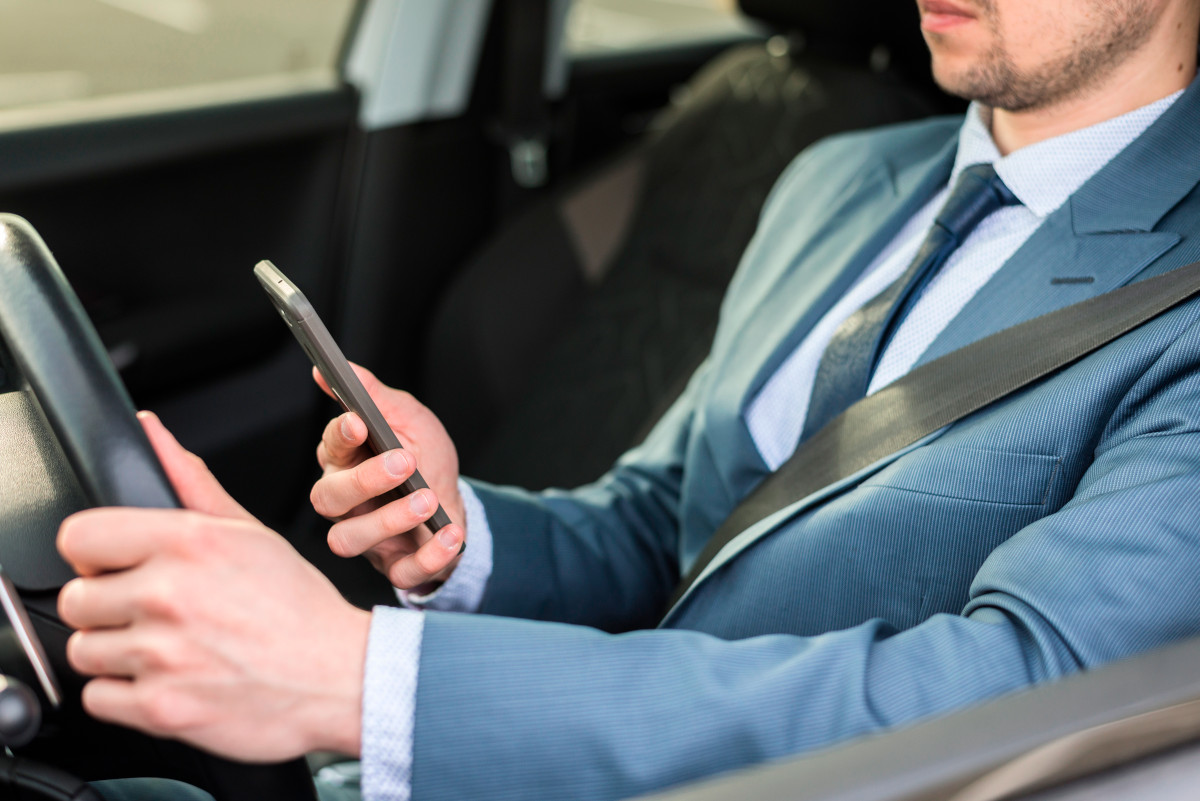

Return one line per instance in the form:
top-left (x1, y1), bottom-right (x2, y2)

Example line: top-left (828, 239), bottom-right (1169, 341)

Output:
top-left (989, 36), bottom-right (1198, 155)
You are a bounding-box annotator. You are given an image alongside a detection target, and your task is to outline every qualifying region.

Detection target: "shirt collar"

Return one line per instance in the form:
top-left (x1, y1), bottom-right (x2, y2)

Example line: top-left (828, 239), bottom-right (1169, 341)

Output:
top-left (950, 90), bottom-right (1184, 218)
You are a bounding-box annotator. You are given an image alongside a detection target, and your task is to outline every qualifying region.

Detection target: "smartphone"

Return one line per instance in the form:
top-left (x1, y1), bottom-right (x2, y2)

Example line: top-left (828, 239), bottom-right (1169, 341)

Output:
top-left (0, 566), bottom-right (60, 708)
top-left (254, 260), bottom-right (453, 533)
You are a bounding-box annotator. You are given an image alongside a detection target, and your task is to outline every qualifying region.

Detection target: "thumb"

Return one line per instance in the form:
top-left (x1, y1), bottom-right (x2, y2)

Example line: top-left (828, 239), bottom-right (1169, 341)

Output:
top-left (138, 411), bottom-right (255, 522)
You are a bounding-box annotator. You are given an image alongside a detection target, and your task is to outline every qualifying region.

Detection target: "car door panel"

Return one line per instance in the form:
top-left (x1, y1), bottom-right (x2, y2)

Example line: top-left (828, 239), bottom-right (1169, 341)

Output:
top-left (0, 87), bottom-right (358, 526)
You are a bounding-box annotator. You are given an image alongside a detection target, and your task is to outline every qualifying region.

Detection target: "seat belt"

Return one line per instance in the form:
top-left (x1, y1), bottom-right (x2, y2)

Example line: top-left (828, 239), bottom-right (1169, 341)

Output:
top-left (667, 259), bottom-right (1200, 612)
top-left (497, 0), bottom-right (553, 189)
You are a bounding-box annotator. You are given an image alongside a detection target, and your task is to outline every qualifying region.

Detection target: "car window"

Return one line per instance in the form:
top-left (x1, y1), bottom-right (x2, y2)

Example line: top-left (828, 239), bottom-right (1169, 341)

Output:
top-left (0, 0), bottom-right (358, 113)
top-left (566, 0), bottom-right (758, 54)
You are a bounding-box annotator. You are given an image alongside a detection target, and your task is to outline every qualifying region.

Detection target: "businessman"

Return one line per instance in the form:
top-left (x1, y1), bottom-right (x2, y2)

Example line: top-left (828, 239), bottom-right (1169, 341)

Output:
top-left (60, 0), bottom-right (1200, 799)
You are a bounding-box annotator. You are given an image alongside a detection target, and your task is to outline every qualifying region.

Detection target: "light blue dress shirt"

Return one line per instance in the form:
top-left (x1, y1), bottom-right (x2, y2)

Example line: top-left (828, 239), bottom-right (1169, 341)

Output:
top-left (359, 90), bottom-right (1182, 801)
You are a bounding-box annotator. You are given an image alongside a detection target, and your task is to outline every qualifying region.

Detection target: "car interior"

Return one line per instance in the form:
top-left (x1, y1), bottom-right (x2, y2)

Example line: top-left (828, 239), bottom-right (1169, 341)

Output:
top-left (0, 0), bottom-right (1198, 799)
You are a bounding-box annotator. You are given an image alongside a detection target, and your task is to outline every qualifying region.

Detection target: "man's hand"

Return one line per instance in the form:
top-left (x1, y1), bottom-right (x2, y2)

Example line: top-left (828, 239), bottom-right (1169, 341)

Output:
top-left (310, 364), bottom-right (467, 591)
top-left (56, 412), bottom-right (371, 761)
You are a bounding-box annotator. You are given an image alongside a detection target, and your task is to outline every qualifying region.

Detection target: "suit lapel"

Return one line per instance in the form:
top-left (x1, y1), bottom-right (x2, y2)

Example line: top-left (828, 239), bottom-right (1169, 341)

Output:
top-left (674, 76), bottom-right (1200, 615)
top-left (917, 77), bottom-right (1200, 363)
top-left (701, 136), bottom-right (959, 511)
top-left (918, 206), bottom-right (1180, 365)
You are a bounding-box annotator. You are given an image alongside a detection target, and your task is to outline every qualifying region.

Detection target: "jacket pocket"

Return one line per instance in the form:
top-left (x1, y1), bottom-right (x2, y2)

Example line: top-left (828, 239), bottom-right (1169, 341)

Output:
top-left (859, 446), bottom-right (1060, 506)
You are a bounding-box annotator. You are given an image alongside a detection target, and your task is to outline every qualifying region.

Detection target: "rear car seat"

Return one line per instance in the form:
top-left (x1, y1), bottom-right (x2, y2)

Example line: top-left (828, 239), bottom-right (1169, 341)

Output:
top-left (421, 0), bottom-right (959, 491)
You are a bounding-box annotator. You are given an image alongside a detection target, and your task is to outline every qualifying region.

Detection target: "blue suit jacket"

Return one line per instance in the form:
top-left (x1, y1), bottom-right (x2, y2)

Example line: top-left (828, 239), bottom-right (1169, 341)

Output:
top-left (410, 78), bottom-right (1200, 801)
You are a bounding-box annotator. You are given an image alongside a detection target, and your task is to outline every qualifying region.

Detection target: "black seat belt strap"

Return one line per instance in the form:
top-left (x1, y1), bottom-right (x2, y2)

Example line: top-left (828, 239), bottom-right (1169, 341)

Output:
top-left (498, 0), bottom-right (553, 189)
top-left (667, 260), bottom-right (1200, 612)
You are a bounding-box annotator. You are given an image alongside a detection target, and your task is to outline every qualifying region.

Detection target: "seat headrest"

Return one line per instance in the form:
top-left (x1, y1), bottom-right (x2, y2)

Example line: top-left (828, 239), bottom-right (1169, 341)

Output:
top-left (738, 0), bottom-right (930, 75)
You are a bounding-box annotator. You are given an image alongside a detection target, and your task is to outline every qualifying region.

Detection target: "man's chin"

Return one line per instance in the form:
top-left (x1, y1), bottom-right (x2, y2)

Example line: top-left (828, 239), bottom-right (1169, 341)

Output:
top-left (929, 66), bottom-right (988, 104)
top-left (929, 58), bottom-right (1027, 111)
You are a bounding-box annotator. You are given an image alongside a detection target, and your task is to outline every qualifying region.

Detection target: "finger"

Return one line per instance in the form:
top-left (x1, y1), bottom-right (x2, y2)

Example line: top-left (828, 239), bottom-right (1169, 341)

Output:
top-left (386, 524), bottom-right (465, 589)
top-left (317, 412), bottom-right (369, 471)
top-left (58, 508), bottom-right (202, 576)
top-left (312, 365), bottom-right (334, 399)
top-left (347, 361), bottom-right (383, 394)
top-left (312, 449), bottom-right (416, 519)
top-left (139, 412), bottom-right (253, 522)
top-left (80, 678), bottom-right (144, 729)
top-left (326, 489), bottom-right (439, 557)
top-left (313, 361), bottom-right (391, 401)
top-left (59, 574), bottom-right (142, 629)
top-left (81, 677), bottom-right (200, 737)
top-left (68, 629), bottom-right (151, 678)
top-left (315, 444), bottom-right (414, 520)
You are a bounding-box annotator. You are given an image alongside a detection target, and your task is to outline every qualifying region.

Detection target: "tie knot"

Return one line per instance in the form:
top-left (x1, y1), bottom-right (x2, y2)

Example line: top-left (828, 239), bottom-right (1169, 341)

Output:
top-left (934, 162), bottom-right (1020, 242)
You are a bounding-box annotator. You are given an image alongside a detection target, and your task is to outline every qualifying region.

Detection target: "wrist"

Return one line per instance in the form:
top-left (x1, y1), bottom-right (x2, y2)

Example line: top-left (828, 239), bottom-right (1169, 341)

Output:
top-left (304, 605), bottom-right (372, 756)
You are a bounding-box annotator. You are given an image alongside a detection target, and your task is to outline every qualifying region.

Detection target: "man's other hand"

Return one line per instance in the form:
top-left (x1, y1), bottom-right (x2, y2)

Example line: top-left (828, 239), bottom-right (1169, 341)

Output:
top-left (56, 411), bottom-right (371, 761)
top-left (310, 363), bottom-right (467, 591)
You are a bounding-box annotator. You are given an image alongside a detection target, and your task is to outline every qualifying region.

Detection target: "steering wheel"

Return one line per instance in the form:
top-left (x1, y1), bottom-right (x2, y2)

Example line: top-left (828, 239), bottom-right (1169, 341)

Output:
top-left (0, 214), bottom-right (317, 800)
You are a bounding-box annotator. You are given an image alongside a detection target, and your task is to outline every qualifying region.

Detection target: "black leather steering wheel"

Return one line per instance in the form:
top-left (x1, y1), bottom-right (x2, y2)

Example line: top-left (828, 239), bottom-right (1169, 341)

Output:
top-left (0, 214), bottom-right (317, 801)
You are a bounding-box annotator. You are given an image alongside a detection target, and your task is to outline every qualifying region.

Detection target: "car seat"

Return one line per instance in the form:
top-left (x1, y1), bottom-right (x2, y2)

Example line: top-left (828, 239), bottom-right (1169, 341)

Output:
top-left (420, 0), bottom-right (958, 492)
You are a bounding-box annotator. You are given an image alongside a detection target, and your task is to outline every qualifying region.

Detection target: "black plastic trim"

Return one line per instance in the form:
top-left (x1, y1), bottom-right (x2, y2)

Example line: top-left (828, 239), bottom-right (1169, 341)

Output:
top-left (0, 86), bottom-right (357, 193)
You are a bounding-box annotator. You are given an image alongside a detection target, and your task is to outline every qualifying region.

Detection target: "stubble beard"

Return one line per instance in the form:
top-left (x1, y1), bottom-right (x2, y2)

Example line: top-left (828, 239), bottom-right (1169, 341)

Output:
top-left (933, 0), bottom-right (1160, 112)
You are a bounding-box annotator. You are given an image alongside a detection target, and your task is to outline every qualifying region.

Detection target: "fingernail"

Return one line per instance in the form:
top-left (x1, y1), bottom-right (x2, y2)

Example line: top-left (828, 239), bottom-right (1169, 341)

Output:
top-left (438, 527), bottom-right (462, 550)
top-left (385, 450), bottom-right (411, 478)
top-left (340, 415), bottom-right (353, 441)
top-left (409, 491), bottom-right (431, 516)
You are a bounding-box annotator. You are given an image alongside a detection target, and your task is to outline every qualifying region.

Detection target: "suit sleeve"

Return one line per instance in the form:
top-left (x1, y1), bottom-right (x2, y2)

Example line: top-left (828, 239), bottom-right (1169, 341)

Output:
top-left (400, 316), bottom-right (1200, 801)
top-left (468, 354), bottom-right (710, 632)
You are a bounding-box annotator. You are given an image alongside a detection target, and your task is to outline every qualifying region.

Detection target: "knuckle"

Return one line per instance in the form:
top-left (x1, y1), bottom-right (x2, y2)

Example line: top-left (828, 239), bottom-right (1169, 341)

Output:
top-left (56, 518), bottom-right (77, 558)
top-left (187, 452), bottom-right (210, 475)
top-left (142, 635), bottom-right (190, 674)
top-left (132, 639), bottom-right (169, 673)
top-left (387, 560), bottom-right (416, 589)
top-left (173, 514), bottom-right (216, 559)
top-left (395, 390), bottom-right (419, 411)
top-left (415, 545), bottom-right (443, 575)
top-left (327, 523), bottom-right (359, 558)
top-left (142, 689), bottom-right (197, 733)
top-left (379, 502), bottom-right (415, 537)
top-left (137, 581), bottom-right (183, 622)
top-left (357, 366), bottom-right (380, 389)
top-left (66, 632), bottom-right (91, 673)
top-left (349, 465), bottom-right (372, 499)
top-left (168, 513), bottom-right (200, 550)
top-left (309, 482), bottom-right (333, 517)
top-left (80, 681), bottom-right (109, 719)
top-left (58, 579), bottom-right (84, 624)
top-left (56, 512), bottom-right (94, 561)
top-left (352, 461), bottom-right (386, 500)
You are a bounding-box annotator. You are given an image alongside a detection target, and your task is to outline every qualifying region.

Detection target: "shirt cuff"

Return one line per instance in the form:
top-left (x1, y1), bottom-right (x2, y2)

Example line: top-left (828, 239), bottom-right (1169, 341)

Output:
top-left (395, 478), bottom-right (493, 613)
top-left (361, 606), bottom-right (424, 801)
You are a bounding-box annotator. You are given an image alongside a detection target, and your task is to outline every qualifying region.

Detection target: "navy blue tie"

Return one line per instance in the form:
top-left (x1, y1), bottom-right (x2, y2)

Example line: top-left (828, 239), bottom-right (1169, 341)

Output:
top-left (800, 163), bottom-right (1020, 441)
